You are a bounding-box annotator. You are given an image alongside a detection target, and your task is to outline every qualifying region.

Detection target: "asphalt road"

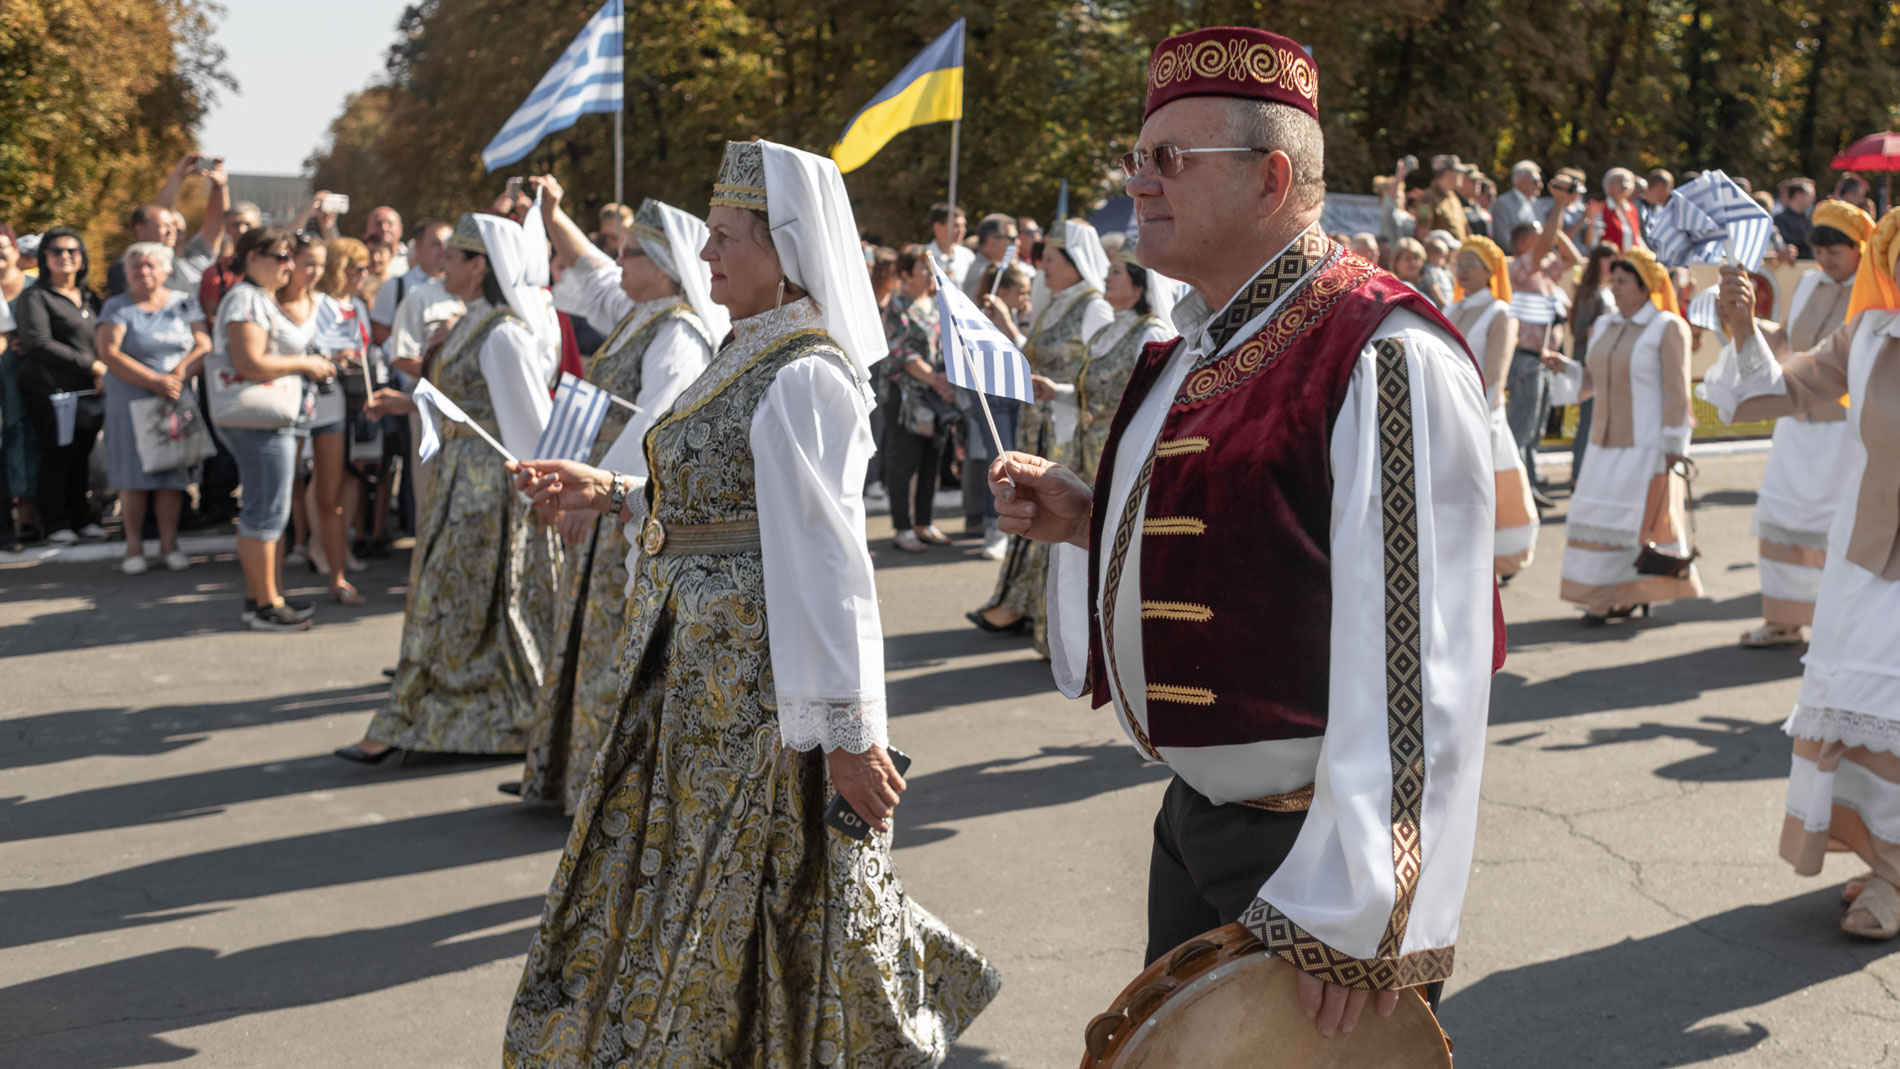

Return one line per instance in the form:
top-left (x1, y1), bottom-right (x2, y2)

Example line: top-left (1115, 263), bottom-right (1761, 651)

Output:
top-left (3, 450), bottom-right (1896, 1068)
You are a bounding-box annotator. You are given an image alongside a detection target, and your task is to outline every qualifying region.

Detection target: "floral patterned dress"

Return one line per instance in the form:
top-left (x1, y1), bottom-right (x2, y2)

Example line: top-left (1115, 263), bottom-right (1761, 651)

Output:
top-left (504, 300), bottom-right (998, 1067)
top-left (522, 302), bottom-right (705, 812)
top-left (366, 304), bottom-right (562, 753)
top-left (1073, 309), bottom-right (1168, 486)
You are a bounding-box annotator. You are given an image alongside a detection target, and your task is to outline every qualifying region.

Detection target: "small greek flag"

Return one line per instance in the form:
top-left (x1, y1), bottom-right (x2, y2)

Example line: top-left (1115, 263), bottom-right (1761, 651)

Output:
top-left (312, 298), bottom-right (365, 354)
top-left (1674, 170), bottom-right (1775, 271)
top-left (413, 378), bottom-right (514, 464)
top-left (481, 0), bottom-right (623, 172)
top-left (1685, 289), bottom-right (1721, 332)
top-left (930, 259), bottom-right (1034, 403)
top-left (1646, 191), bottom-right (1727, 268)
top-left (533, 372), bottom-right (613, 462)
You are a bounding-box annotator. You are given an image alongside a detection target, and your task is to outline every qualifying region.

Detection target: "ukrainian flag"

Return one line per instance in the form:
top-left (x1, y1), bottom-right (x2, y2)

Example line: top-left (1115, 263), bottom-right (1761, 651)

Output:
top-left (831, 19), bottom-right (964, 173)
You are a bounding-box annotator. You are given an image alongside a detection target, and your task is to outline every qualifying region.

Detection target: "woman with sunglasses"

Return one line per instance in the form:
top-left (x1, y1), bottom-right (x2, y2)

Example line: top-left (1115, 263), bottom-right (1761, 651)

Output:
top-left (13, 227), bottom-right (107, 545)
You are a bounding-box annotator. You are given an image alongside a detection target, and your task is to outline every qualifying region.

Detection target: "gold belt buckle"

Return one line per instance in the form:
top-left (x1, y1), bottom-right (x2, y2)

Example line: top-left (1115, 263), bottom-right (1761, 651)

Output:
top-left (640, 516), bottom-right (666, 555)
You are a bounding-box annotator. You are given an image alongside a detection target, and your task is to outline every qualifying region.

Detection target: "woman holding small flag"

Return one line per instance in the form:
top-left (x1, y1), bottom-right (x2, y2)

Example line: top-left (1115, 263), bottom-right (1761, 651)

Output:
top-left (968, 218), bottom-right (1112, 649)
top-left (334, 210), bottom-right (562, 764)
top-left (503, 138), bottom-right (997, 1065)
top-left (510, 177), bottom-right (719, 811)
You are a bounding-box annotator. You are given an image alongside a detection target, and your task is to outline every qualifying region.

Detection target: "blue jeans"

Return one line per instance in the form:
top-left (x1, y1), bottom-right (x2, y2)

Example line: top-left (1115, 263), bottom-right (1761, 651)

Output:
top-left (1504, 349), bottom-right (1549, 485)
top-left (219, 425), bottom-right (297, 540)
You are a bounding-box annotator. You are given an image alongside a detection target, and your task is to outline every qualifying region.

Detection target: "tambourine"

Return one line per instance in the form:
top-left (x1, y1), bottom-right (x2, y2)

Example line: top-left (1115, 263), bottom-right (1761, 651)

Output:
top-left (1078, 923), bottom-right (1453, 1068)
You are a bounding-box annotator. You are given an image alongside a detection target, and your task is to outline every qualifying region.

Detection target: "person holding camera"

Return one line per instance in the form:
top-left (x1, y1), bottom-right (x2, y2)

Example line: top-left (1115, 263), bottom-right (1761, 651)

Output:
top-left (107, 155), bottom-right (229, 297)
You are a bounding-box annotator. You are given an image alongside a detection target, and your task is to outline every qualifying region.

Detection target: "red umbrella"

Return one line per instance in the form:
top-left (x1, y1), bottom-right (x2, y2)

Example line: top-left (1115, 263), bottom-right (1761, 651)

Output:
top-left (1831, 131), bottom-right (1900, 172)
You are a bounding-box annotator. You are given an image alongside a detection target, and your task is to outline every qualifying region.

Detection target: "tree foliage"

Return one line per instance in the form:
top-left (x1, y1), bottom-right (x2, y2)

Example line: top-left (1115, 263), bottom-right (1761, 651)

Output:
top-left (0, 0), bottom-right (233, 258)
top-left (306, 0), bottom-right (1900, 240)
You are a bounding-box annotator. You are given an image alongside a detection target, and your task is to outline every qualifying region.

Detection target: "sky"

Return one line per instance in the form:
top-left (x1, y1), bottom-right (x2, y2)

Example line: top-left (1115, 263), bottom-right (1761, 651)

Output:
top-left (196, 0), bottom-right (413, 175)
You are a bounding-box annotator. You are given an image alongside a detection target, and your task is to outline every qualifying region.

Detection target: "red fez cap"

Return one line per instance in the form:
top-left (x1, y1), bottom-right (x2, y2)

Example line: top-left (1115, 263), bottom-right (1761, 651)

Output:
top-left (1145, 27), bottom-right (1318, 121)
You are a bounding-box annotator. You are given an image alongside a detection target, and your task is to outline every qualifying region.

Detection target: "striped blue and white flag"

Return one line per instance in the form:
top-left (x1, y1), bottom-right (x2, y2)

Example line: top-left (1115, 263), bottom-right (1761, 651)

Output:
top-left (312, 297), bottom-right (366, 354)
top-left (1685, 289), bottom-right (1721, 332)
top-left (1675, 169), bottom-right (1776, 271)
top-left (481, 0), bottom-right (623, 172)
top-left (534, 372), bottom-right (614, 462)
top-left (930, 259), bottom-right (1034, 404)
top-left (1508, 291), bottom-right (1559, 326)
top-left (1645, 191), bottom-right (1727, 268)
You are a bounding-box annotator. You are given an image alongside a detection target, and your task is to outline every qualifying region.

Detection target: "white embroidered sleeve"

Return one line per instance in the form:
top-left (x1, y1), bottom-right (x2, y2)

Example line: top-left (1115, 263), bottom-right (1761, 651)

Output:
top-left (1241, 321), bottom-right (1494, 990)
top-left (752, 353), bottom-right (888, 753)
top-left (596, 320), bottom-right (712, 477)
top-left (477, 320), bottom-right (556, 459)
top-left (550, 248), bottom-right (632, 336)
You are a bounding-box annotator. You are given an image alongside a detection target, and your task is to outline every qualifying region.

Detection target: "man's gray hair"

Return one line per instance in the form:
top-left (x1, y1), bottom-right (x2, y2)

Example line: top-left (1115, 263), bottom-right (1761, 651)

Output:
top-left (1227, 99), bottom-right (1324, 210)
top-left (230, 200), bottom-right (262, 223)
top-left (124, 240), bottom-right (175, 274)
top-left (1509, 159), bottom-right (1541, 181)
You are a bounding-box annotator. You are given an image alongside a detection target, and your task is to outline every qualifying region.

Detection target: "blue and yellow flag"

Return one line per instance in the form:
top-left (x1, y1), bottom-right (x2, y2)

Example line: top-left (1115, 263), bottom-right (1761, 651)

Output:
top-left (831, 19), bottom-right (964, 173)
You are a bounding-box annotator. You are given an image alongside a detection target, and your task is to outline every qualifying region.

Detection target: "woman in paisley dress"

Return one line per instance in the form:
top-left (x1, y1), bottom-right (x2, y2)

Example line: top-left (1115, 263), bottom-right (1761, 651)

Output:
top-left (503, 139), bottom-right (998, 1066)
top-left (1073, 239), bottom-right (1178, 485)
top-left (333, 211), bottom-right (563, 763)
top-left (508, 179), bottom-right (721, 811)
top-left (967, 218), bottom-right (1113, 652)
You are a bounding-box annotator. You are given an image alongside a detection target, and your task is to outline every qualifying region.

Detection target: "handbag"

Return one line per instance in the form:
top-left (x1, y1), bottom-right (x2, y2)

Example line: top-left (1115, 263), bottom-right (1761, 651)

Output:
top-left (206, 345), bottom-right (305, 429)
top-left (1635, 457), bottom-right (1700, 578)
top-left (129, 389), bottom-right (216, 474)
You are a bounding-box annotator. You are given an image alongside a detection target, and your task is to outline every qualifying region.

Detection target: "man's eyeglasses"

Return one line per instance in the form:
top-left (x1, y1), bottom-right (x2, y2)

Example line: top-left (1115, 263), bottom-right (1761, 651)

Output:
top-left (1120, 144), bottom-right (1268, 179)
top-left (45, 246), bottom-right (83, 258)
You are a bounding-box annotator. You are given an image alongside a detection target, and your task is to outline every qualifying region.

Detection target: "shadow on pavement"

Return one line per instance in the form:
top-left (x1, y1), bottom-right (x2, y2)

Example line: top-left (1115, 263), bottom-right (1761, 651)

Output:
top-left (0, 750), bottom-right (492, 843)
top-left (0, 895), bottom-right (544, 1067)
top-left (1500, 593), bottom-right (1760, 649)
top-left (898, 743), bottom-right (1169, 846)
top-left (943, 1044), bottom-right (1014, 1068)
top-left (1439, 887), bottom-right (1898, 1066)
top-left (1541, 714), bottom-right (1791, 782)
top-left (0, 683), bottom-right (388, 773)
top-left (884, 625), bottom-right (1023, 671)
top-left (1490, 640), bottom-right (1802, 727)
top-left (889, 655), bottom-right (1055, 716)
top-left (0, 804), bottom-right (565, 951)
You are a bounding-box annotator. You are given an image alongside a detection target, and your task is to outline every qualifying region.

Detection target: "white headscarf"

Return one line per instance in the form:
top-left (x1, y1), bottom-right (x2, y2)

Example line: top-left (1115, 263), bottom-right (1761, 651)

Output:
top-left (644, 199), bottom-right (731, 347)
top-left (466, 210), bottom-right (559, 353)
top-left (1051, 218), bottom-right (1110, 294)
top-left (757, 141), bottom-right (884, 401)
top-left (1117, 240), bottom-right (1183, 325)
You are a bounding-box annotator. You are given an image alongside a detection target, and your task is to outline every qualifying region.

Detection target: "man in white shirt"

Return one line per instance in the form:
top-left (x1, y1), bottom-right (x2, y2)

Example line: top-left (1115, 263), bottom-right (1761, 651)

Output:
top-left (962, 212), bottom-right (1018, 299)
top-left (992, 25), bottom-right (1496, 1040)
top-left (363, 205), bottom-right (409, 277)
top-left (372, 220), bottom-right (455, 374)
top-left (927, 201), bottom-right (973, 284)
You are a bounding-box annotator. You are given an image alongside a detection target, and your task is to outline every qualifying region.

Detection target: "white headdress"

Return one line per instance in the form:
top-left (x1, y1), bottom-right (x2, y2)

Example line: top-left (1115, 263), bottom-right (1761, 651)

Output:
top-left (451, 210), bottom-right (559, 353)
top-left (1047, 218), bottom-right (1110, 294)
top-left (1116, 236), bottom-right (1182, 324)
top-left (636, 198), bottom-right (731, 346)
top-left (712, 139), bottom-right (884, 401)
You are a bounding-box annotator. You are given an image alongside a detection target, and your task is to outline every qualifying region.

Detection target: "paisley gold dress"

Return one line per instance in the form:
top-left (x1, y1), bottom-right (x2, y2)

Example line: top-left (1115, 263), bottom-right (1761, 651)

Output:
top-left (504, 298), bottom-right (998, 1066)
top-left (367, 301), bottom-right (562, 754)
top-left (1073, 308), bottom-right (1171, 485)
top-left (979, 281), bottom-right (1110, 655)
top-left (522, 300), bottom-right (709, 812)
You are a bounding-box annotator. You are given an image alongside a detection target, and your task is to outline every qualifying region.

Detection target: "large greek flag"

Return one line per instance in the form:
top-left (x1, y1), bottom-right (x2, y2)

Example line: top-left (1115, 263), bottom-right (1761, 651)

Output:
top-left (1672, 170), bottom-right (1776, 271)
top-left (1645, 191), bottom-right (1727, 268)
top-left (481, 0), bottom-right (623, 172)
top-left (534, 373), bottom-right (613, 462)
top-left (930, 260), bottom-right (1034, 403)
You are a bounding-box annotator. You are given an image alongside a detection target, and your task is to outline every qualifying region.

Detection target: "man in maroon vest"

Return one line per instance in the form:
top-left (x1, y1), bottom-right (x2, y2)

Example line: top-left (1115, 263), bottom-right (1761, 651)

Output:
top-left (995, 27), bottom-right (1497, 1038)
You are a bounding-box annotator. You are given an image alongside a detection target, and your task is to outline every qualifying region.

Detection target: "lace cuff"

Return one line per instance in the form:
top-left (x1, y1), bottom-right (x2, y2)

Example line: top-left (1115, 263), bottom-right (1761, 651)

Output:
top-left (778, 695), bottom-right (890, 754)
top-left (1785, 704), bottom-right (1900, 757)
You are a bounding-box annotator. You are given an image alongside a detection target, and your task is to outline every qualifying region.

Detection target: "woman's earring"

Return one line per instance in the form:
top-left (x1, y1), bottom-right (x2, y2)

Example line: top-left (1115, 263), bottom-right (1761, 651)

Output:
top-left (774, 277), bottom-right (786, 311)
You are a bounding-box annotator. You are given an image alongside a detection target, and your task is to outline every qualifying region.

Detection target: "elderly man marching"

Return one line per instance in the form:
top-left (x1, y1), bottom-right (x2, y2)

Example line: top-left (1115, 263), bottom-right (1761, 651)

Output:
top-left (994, 26), bottom-right (1498, 1039)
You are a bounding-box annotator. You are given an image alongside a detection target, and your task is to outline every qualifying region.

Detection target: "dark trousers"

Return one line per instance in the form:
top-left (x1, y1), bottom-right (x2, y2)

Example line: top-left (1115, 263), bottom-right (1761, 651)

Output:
top-left (1571, 397), bottom-right (1595, 483)
top-left (1504, 348), bottom-right (1550, 485)
top-left (25, 393), bottom-right (98, 533)
top-left (1146, 776), bottom-right (1443, 1007)
top-left (884, 428), bottom-right (941, 531)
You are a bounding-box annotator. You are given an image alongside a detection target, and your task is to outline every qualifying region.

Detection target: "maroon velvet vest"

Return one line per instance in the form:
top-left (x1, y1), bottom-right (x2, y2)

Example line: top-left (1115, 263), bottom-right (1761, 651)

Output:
top-left (1083, 241), bottom-right (1496, 751)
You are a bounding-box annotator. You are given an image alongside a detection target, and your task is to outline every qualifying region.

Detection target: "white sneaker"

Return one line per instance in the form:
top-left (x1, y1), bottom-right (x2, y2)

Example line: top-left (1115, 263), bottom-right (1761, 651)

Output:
top-left (981, 531), bottom-right (1009, 560)
top-left (864, 483), bottom-right (890, 504)
top-left (891, 530), bottom-right (927, 553)
top-left (163, 550), bottom-right (190, 572)
top-left (46, 528), bottom-right (78, 546)
top-left (120, 555), bottom-right (148, 575)
top-left (78, 522), bottom-right (109, 539)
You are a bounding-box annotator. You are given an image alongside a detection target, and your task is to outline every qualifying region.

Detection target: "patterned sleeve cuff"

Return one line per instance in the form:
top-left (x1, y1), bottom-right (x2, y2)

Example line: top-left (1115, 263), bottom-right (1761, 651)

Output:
top-left (1238, 898), bottom-right (1455, 990)
top-left (778, 696), bottom-right (890, 754)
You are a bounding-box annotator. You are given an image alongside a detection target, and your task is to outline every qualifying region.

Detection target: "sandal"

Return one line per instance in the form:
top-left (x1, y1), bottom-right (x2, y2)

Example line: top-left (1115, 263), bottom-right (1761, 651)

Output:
top-left (1740, 623), bottom-right (1808, 648)
top-left (1844, 870), bottom-right (1880, 904)
top-left (915, 525), bottom-right (952, 546)
top-left (332, 581), bottom-right (366, 606)
top-left (1842, 878), bottom-right (1900, 940)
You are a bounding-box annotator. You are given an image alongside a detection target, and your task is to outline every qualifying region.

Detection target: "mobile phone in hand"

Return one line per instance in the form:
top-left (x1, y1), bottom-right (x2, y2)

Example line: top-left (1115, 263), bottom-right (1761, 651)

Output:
top-left (321, 193), bottom-right (351, 216)
top-left (825, 746), bottom-right (912, 841)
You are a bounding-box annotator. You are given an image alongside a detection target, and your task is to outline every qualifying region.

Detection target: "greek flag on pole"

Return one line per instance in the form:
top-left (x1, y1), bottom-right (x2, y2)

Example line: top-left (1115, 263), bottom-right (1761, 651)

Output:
top-left (534, 373), bottom-right (613, 462)
top-left (1674, 170), bottom-right (1776, 271)
top-left (930, 260), bottom-right (1034, 403)
top-left (1645, 190), bottom-right (1727, 268)
top-left (312, 298), bottom-right (365, 353)
top-left (481, 0), bottom-right (623, 172)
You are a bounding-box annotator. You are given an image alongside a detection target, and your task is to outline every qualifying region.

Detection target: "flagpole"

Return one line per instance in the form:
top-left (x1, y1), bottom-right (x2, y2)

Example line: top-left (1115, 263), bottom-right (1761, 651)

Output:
top-left (613, 110), bottom-right (624, 206)
top-left (946, 118), bottom-right (960, 217)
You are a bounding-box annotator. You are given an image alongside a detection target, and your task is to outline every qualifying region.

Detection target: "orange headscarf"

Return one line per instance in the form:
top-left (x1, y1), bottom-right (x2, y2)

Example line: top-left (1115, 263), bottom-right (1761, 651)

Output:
top-left (1845, 206), bottom-right (1900, 323)
top-left (1621, 247), bottom-right (1679, 316)
top-left (1451, 235), bottom-right (1513, 303)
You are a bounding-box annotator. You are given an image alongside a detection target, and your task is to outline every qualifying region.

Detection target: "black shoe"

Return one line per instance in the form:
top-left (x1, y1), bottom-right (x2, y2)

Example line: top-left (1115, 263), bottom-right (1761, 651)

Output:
top-left (966, 608), bottom-right (1031, 635)
top-left (381, 666), bottom-right (398, 679)
top-left (497, 780), bottom-right (524, 797)
top-left (243, 601), bottom-right (312, 631)
top-left (334, 742), bottom-right (399, 764)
